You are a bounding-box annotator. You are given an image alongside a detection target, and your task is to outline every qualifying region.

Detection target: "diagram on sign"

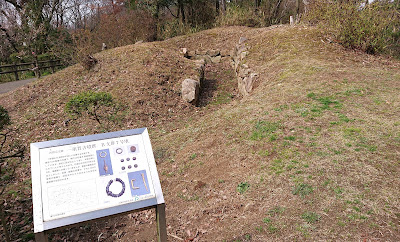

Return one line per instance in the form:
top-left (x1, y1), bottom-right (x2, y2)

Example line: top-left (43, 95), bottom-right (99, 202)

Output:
top-left (127, 170), bottom-right (150, 197)
top-left (96, 149), bottom-right (113, 176)
top-left (96, 144), bottom-right (152, 201)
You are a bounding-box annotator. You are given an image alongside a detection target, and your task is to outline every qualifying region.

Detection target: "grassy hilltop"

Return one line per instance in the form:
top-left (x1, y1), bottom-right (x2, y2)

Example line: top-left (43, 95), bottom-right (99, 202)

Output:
top-left (0, 25), bottom-right (399, 241)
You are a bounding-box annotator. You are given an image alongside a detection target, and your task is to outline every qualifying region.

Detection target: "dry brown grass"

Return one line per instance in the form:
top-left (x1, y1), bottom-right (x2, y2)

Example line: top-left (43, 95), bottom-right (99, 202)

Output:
top-left (0, 25), bottom-right (399, 241)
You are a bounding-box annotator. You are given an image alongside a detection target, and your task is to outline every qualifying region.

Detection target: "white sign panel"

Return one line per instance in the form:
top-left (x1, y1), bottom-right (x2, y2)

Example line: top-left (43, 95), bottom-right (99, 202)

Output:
top-left (31, 128), bottom-right (164, 233)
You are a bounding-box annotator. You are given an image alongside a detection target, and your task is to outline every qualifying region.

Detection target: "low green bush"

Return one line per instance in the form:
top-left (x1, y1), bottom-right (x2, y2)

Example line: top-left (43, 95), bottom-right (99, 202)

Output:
top-left (0, 105), bottom-right (11, 130)
top-left (65, 91), bottom-right (121, 124)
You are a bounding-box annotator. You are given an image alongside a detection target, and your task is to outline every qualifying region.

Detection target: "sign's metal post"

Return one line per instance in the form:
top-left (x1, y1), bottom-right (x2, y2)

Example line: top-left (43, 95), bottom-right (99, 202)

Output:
top-left (156, 203), bottom-right (167, 242)
top-left (35, 231), bottom-right (48, 242)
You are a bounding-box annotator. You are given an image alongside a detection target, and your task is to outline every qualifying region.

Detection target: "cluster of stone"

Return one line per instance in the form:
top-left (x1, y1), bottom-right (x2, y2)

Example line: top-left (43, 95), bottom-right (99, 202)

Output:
top-left (181, 38), bottom-right (258, 105)
top-left (181, 48), bottom-right (230, 64)
top-left (231, 37), bottom-right (258, 96)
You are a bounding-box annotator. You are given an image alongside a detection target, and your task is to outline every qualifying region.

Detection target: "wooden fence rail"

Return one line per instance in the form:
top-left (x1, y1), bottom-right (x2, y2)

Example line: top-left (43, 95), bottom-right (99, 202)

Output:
top-left (0, 59), bottom-right (63, 80)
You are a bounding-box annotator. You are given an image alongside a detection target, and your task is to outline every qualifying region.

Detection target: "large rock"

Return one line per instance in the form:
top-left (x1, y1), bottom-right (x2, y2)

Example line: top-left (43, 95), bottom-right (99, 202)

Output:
top-left (207, 49), bottom-right (220, 57)
top-left (195, 60), bottom-right (206, 81)
top-left (220, 50), bottom-right (230, 57)
top-left (237, 71), bottom-right (258, 96)
top-left (238, 65), bottom-right (250, 77)
top-left (239, 37), bottom-right (248, 45)
top-left (182, 79), bottom-right (200, 104)
top-left (187, 50), bottom-right (196, 58)
top-left (196, 50), bottom-right (207, 55)
top-left (211, 56), bottom-right (222, 64)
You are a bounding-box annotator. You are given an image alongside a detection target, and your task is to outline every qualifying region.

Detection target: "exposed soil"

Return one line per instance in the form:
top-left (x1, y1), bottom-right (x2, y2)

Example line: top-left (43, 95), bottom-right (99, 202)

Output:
top-left (0, 25), bottom-right (399, 241)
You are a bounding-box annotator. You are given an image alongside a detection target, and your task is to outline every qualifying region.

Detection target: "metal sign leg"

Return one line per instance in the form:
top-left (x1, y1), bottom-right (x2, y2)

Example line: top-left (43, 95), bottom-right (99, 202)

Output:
top-left (156, 203), bottom-right (167, 242)
top-left (35, 231), bottom-right (48, 242)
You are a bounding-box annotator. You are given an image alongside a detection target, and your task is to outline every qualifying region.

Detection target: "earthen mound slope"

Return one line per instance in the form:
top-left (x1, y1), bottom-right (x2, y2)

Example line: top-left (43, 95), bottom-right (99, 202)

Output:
top-left (0, 25), bottom-right (399, 241)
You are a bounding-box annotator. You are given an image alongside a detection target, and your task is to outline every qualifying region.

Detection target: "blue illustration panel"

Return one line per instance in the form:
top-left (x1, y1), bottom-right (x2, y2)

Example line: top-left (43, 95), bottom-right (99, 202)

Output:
top-left (127, 170), bottom-right (150, 197)
top-left (96, 149), bottom-right (113, 176)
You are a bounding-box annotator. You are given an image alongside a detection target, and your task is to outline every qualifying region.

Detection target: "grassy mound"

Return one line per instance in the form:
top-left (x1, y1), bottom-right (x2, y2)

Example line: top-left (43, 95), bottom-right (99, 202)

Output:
top-left (0, 25), bottom-right (399, 241)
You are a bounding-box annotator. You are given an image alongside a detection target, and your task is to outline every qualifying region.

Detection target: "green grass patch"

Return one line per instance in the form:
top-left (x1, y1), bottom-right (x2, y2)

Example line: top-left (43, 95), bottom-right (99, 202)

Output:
top-left (301, 212), bottom-right (321, 223)
top-left (177, 193), bottom-right (199, 201)
top-left (267, 224), bottom-right (279, 233)
top-left (343, 127), bottom-right (362, 138)
top-left (263, 217), bottom-right (272, 223)
top-left (284, 136), bottom-right (296, 141)
top-left (305, 93), bottom-right (343, 118)
top-left (270, 159), bottom-right (285, 174)
top-left (250, 120), bottom-right (281, 141)
top-left (292, 183), bottom-right (314, 198)
top-left (237, 182), bottom-right (250, 194)
top-left (212, 91), bottom-right (234, 105)
top-left (268, 206), bottom-right (286, 216)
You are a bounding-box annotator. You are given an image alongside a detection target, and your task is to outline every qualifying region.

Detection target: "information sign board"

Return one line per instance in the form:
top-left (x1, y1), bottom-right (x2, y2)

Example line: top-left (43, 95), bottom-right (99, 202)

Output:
top-left (31, 128), bottom-right (164, 233)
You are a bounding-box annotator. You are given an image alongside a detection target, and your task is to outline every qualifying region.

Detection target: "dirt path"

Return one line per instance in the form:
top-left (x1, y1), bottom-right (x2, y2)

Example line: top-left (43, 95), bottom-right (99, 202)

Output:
top-left (0, 78), bottom-right (37, 94)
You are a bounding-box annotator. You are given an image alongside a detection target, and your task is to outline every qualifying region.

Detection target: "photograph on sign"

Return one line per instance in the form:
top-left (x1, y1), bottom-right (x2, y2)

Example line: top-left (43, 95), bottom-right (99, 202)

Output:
top-left (32, 130), bottom-right (161, 227)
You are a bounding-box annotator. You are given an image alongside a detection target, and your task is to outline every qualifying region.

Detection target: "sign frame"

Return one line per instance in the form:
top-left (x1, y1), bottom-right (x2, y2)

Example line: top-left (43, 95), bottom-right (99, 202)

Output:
top-left (31, 128), bottom-right (166, 241)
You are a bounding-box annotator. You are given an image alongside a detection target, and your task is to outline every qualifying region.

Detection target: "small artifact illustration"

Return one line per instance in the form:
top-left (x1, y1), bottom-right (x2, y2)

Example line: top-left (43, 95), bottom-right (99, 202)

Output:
top-left (114, 145), bottom-right (139, 171)
top-left (106, 178), bottom-right (125, 198)
top-left (96, 145), bottom-right (150, 199)
top-left (129, 145), bottom-right (138, 153)
top-left (116, 148), bottom-right (123, 154)
top-left (141, 173), bottom-right (149, 192)
top-left (128, 170), bottom-right (150, 197)
top-left (96, 149), bottom-right (113, 176)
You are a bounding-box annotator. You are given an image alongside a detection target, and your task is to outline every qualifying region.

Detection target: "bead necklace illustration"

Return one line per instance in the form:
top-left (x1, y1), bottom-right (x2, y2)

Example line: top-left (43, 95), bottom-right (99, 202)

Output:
top-left (99, 151), bottom-right (108, 174)
top-left (106, 178), bottom-right (125, 197)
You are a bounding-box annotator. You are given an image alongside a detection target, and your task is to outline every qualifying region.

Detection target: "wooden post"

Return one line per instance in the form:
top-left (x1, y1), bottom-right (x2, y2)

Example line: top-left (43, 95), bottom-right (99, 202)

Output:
top-left (13, 63), bottom-right (19, 81)
top-left (156, 203), bottom-right (167, 242)
top-left (35, 231), bottom-right (48, 242)
top-left (34, 57), bottom-right (41, 78)
top-left (51, 60), bottom-right (55, 74)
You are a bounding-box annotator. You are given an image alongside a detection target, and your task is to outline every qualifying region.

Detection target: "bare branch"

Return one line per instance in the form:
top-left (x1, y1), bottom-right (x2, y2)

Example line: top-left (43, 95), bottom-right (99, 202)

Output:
top-left (0, 23), bottom-right (18, 52)
top-left (166, 5), bottom-right (178, 18)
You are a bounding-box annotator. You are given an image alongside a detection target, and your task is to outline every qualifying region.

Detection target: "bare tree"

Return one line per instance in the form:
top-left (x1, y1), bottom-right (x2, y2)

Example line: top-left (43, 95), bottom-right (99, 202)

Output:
top-left (0, 106), bottom-right (25, 242)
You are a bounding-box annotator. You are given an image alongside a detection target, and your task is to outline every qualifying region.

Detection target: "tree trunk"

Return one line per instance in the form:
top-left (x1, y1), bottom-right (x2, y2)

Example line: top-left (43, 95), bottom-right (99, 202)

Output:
top-left (0, 201), bottom-right (11, 242)
top-left (178, 0), bottom-right (185, 23)
top-left (221, 0), bottom-right (226, 13)
top-left (153, 2), bottom-right (160, 41)
top-left (272, 0), bottom-right (283, 24)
